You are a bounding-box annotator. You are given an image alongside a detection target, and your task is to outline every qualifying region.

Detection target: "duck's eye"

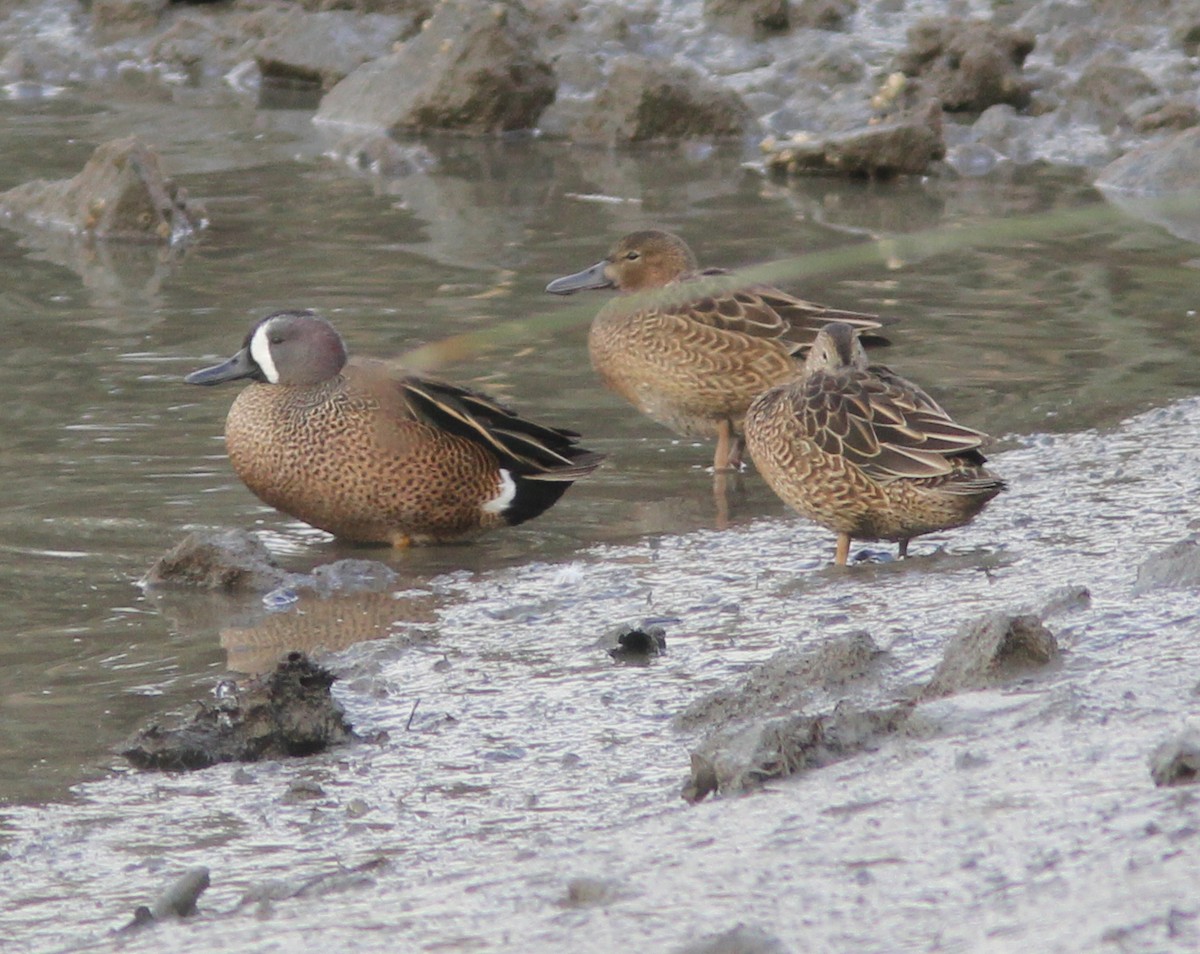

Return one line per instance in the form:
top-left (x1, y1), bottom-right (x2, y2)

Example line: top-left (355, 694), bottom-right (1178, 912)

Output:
top-left (624, 251), bottom-right (640, 261)
top-left (269, 335), bottom-right (284, 345)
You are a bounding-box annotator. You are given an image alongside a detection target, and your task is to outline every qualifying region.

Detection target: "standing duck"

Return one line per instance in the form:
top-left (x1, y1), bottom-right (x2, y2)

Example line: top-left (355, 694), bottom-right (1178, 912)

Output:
top-left (545, 229), bottom-right (889, 472)
top-left (744, 321), bottom-right (1006, 566)
top-left (185, 310), bottom-right (604, 545)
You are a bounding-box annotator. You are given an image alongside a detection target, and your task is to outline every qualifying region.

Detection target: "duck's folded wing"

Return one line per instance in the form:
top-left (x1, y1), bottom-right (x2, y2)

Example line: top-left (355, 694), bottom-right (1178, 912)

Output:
top-left (400, 377), bottom-right (604, 477)
top-left (798, 370), bottom-right (989, 481)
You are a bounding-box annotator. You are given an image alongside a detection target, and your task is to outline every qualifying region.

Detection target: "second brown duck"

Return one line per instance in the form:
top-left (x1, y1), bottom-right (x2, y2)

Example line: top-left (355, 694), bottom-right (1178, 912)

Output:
top-left (545, 229), bottom-right (890, 472)
top-left (744, 321), bottom-right (1006, 566)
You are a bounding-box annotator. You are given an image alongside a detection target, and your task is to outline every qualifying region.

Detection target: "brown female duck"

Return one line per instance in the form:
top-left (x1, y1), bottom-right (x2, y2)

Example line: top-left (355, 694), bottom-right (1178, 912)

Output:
top-left (744, 321), bottom-right (1006, 566)
top-left (545, 229), bottom-right (889, 472)
top-left (186, 310), bottom-right (603, 545)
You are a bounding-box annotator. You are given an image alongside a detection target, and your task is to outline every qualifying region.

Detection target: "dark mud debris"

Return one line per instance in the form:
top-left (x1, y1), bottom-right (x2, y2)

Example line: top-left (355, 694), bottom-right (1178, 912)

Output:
top-left (119, 866), bottom-right (210, 932)
top-left (1150, 729), bottom-right (1200, 788)
top-left (922, 611), bottom-right (1060, 699)
top-left (121, 652), bottom-right (355, 771)
top-left (561, 876), bottom-right (630, 909)
top-left (606, 623), bottom-right (667, 661)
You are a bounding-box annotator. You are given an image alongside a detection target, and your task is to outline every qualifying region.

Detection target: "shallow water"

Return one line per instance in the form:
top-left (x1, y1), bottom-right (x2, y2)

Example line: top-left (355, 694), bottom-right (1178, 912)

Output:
top-left (1, 82), bottom-right (1199, 952)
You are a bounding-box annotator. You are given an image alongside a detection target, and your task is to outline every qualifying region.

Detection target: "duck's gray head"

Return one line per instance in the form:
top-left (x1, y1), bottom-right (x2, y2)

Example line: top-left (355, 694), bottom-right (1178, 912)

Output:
top-left (804, 321), bottom-right (869, 374)
top-left (185, 310), bottom-right (348, 387)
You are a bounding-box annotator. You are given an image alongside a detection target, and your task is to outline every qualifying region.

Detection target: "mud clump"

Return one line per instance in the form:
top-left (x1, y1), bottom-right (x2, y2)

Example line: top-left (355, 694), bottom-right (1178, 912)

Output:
top-left (922, 612), bottom-right (1059, 699)
top-left (678, 632), bottom-right (903, 802)
top-left (122, 652), bottom-right (356, 771)
top-left (676, 631), bottom-right (884, 731)
top-left (605, 623), bottom-right (667, 662)
top-left (1149, 729), bottom-right (1200, 788)
top-left (141, 529), bottom-right (290, 593)
top-left (0, 137), bottom-right (205, 245)
top-left (683, 700), bottom-right (913, 802)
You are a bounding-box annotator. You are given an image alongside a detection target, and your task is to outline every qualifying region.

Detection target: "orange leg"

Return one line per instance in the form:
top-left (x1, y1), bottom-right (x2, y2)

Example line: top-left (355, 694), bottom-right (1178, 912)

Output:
top-left (713, 420), bottom-right (744, 473)
top-left (712, 471), bottom-right (730, 530)
top-left (727, 434), bottom-right (745, 472)
top-left (390, 532), bottom-right (413, 548)
top-left (835, 533), bottom-right (851, 566)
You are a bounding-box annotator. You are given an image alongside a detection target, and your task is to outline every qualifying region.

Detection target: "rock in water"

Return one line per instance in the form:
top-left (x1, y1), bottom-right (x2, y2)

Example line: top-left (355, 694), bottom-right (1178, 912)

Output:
top-left (0, 136), bottom-right (205, 245)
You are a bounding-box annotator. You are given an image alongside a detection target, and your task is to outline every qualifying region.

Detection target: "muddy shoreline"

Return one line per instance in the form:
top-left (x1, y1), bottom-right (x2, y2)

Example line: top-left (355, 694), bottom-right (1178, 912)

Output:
top-left (1, 2), bottom-right (1199, 952)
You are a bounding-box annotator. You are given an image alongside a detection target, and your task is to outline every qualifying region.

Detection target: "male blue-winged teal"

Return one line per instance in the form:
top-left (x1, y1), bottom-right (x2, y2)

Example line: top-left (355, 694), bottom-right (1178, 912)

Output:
top-left (185, 310), bottom-right (604, 546)
top-left (545, 229), bottom-right (890, 472)
top-left (744, 322), bottom-right (1005, 566)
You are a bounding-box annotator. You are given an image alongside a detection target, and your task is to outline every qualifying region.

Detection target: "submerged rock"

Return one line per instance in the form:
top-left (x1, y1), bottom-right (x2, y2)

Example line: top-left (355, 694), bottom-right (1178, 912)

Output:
top-left (0, 137), bottom-right (205, 245)
top-left (569, 55), bottom-right (750, 145)
top-left (140, 529), bottom-right (290, 593)
top-left (895, 17), bottom-right (1036, 113)
top-left (121, 652), bottom-right (356, 771)
top-left (315, 0), bottom-right (555, 135)
top-left (1150, 729), bottom-right (1200, 788)
top-left (923, 612), bottom-right (1060, 699)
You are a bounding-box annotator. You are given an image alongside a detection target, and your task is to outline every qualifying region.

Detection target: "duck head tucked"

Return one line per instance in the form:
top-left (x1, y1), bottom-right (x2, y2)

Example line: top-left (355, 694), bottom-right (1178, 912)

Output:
top-left (744, 320), bottom-right (1006, 566)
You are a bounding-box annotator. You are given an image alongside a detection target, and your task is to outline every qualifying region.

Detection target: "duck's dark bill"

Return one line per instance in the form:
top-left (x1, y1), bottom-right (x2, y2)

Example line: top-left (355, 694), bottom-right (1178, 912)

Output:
top-left (185, 348), bottom-right (256, 386)
top-left (545, 261), bottom-right (613, 295)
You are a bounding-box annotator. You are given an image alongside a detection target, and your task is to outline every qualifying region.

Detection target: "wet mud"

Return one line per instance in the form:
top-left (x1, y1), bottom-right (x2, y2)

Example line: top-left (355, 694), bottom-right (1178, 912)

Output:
top-left (121, 653), bottom-right (356, 770)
